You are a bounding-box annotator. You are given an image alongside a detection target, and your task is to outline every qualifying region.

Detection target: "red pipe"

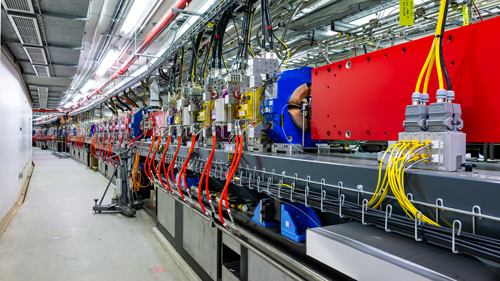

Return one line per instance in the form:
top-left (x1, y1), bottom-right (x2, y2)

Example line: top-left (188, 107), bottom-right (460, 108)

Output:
top-left (33, 109), bottom-right (61, 113)
top-left (72, 0), bottom-right (192, 111)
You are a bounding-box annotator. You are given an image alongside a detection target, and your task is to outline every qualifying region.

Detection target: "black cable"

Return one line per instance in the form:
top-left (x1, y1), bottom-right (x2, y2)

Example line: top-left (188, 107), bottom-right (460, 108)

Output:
top-left (261, 0), bottom-right (266, 50)
top-left (129, 87), bottom-right (144, 108)
top-left (264, 0), bottom-right (273, 51)
top-left (115, 95), bottom-right (131, 111)
top-left (110, 98), bottom-right (123, 113)
top-left (104, 102), bottom-right (116, 116)
top-left (439, 0), bottom-right (452, 90)
top-left (123, 90), bottom-right (139, 108)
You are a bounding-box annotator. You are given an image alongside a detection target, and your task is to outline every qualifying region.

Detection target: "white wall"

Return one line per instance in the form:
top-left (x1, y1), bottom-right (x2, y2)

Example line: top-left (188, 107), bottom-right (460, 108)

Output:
top-left (0, 52), bottom-right (33, 222)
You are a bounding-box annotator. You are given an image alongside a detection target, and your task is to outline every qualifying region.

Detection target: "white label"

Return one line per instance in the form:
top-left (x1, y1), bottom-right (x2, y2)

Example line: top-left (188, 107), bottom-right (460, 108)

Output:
top-left (286, 221), bottom-right (290, 227)
top-left (269, 100), bottom-right (273, 105)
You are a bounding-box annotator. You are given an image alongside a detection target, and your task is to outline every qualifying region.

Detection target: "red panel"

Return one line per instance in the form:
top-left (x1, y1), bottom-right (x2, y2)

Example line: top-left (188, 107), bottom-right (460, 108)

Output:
top-left (311, 17), bottom-right (500, 143)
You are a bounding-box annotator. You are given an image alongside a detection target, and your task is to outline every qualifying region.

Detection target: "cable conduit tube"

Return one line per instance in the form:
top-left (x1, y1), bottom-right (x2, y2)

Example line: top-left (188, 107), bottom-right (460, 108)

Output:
top-left (180, 135), bottom-right (196, 199)
top-left (160, 135), bottom-right (174, 193)
top-left (145, 134), bottom-right (156, 180)
top-left (169, 136), bottom-right (184, 201)
top-left (198, 134), bottom-right (216, 216)
top-left (72, 0), bottom-right (192, 111)
top-left (150, 132), bottom-right (162, 181)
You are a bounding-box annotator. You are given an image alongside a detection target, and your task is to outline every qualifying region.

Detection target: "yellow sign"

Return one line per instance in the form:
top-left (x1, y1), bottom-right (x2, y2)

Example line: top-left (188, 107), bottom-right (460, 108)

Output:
top-left (399, 0), bottom-right (414, 26)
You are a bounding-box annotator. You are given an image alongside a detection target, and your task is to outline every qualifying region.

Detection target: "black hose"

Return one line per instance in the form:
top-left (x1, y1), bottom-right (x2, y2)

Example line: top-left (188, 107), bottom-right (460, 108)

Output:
top-left (115, 95), bottom-right (131, 111)
top-left (129, 87), bottom-right (144, 108)
top-left (110, 98), bottom-right (123, 113)
top-left (104, 102), bottom-right (116, 115)
top-left (123, 90), bottom-right (139, 108)
top-left (261, 0), bottom-right (266, 50)
top-left (439, 0), bottom-right (452, 90)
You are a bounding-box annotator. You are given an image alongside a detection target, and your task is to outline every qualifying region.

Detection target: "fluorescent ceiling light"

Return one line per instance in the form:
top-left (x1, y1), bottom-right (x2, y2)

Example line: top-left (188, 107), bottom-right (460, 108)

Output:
top-left (72, 94), bottom-right (84, 103)
top-left (81, 80), bottom-right (95, 93)
top-left (120, 0), bottom-right (156, 35)
top-left (197, 0), bottom-right (215, 14)
top-left (62, 101), bottom-right (76, 108)
top-left (96, 50), bottom-right (120, 77)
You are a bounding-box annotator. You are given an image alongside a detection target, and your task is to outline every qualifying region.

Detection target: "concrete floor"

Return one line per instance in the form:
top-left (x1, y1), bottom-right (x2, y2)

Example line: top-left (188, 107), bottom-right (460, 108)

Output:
top-left (0, 148), bottom-right (188, 281)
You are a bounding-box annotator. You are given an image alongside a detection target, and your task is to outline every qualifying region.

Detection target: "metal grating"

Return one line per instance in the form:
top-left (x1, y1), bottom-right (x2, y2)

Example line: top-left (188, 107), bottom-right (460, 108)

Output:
top-left (37, 87), bottom-right (48, 109)
top-left (33, 65), bottom-right (50, 77)
top-left (23, 46), bottom-right (48, 64)
top-left (2, 0), bottom-right (34, 12)
top-left (8, 14), bottom-right (43, 45)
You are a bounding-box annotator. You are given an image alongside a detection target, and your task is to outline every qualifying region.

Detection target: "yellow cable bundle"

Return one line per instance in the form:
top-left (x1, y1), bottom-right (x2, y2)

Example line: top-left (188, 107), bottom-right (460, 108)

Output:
top-left (415, 0), bottom-right (449, 93)
top-left (367, 142), bottom-right (439, 226)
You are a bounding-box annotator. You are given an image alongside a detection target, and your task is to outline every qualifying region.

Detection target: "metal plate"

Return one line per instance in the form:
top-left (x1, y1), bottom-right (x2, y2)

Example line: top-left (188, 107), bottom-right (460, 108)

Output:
top-left (311, 17), bottom-right (500, 143)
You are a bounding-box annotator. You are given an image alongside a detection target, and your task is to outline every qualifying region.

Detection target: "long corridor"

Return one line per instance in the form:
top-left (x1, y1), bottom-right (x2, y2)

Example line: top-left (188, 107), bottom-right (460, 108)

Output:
top-left (0, 148), bottom-right (188, 281)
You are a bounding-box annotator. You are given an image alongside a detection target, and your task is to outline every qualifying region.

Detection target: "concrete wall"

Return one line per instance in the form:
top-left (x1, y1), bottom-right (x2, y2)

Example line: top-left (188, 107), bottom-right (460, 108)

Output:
top-left (0, 52), bottom-right (33, 223)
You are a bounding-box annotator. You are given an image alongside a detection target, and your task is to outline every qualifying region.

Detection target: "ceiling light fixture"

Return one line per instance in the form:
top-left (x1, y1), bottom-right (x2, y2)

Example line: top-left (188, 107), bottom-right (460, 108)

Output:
top-left (96, 50), bottom-right (120, 77)
top-left (80, 80), bottom-right (95, 93)
top-left (120, 0), bottom-right (156, 35)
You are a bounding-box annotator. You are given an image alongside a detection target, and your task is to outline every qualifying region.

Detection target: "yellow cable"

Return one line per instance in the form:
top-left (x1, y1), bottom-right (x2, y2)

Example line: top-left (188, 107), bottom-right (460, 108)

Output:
top-left (366, 143), bottom-right (399, 207)
top-left (423, 49), bottom-right (436, 94)
top-left (274, 35), bottom-right (290, 70)
top-left (415, 0), bottom-right (448, 92)
top-left (222, 53), bottom-right (230, 73)
top-left (247, 4), bottom-right (255, 58)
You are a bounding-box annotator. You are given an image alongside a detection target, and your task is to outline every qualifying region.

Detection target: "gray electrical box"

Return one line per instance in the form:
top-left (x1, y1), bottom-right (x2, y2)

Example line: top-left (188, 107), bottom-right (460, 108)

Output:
top-left (399, 131), bottom-right (466, 172)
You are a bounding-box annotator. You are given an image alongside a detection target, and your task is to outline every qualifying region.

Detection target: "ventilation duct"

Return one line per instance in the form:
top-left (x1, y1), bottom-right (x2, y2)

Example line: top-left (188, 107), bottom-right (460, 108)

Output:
top-left (7, 14), bottom-right (43, 46)
top-left (1, 0), bottom-right (35, 13)
top-left (38, 87), bottom-right (48, 109)
top-left (33, 65), bottom-right (50, 77)
top-left (23, 46), bottom-right (48, 65)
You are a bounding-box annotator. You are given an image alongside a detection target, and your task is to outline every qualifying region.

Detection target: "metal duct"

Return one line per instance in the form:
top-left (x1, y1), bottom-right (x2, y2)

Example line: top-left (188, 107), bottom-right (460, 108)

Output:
top-left (38, 87), bottom-right (49, 109)
top-left (1, 0), bottom-right (34, 13)
top-left (33, 65), bottom-right (50, 77)
top-left (23, 46), bottom-right (48, 65)
top-left (7, 14), bottom-right (43, 45)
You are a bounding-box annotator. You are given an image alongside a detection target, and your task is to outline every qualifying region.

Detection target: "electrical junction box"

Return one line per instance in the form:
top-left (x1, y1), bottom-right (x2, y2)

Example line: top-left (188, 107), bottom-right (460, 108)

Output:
top-left (228, 73), bottom-right (251, 94)
top-left (204, 77), bottom-right (225, 92)
top-left (252, 58), bottom-right (279, 87)
top-left (398, 131), bottom-right (465, 172)
top-left (197, 101), bottom-right (213, 124)
top-left (237, 88), bottom-right (263, 121)
top-left (182, 106), bottom-right (194, 126)
top-left (214, 98), bottom-right (227, 122)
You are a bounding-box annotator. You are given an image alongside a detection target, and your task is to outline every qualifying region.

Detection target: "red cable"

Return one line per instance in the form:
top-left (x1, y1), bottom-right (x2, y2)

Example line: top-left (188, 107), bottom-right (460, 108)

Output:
top-left (168, 136), bottom-right (184, 201)
top-left (198, 135), bottom-right (216, 216)
top-left (150, 134), bottom-right (162, 179)
top-left (145, 134), bottom-right (156, 180)
top-left (473, 2), bottom-right (483, 21)
top-left (219, 135), bottom-right (241, 227)
top-left (180, 135), bottom-right (196, 195)
top-left (160, 135), bottom-right (173, 193)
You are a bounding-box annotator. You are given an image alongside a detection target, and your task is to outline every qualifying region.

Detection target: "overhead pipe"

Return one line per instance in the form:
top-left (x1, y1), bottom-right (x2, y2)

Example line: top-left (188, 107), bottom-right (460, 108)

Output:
top-left (33, 109), bottom-right (62, 113)
top-left (72, 0), bottom-right (192, 111)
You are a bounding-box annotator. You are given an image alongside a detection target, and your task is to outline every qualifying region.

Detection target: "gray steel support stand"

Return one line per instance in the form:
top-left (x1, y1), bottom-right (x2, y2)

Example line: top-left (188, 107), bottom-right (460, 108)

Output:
top-left (93, 146), bottom-right (140, 217)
